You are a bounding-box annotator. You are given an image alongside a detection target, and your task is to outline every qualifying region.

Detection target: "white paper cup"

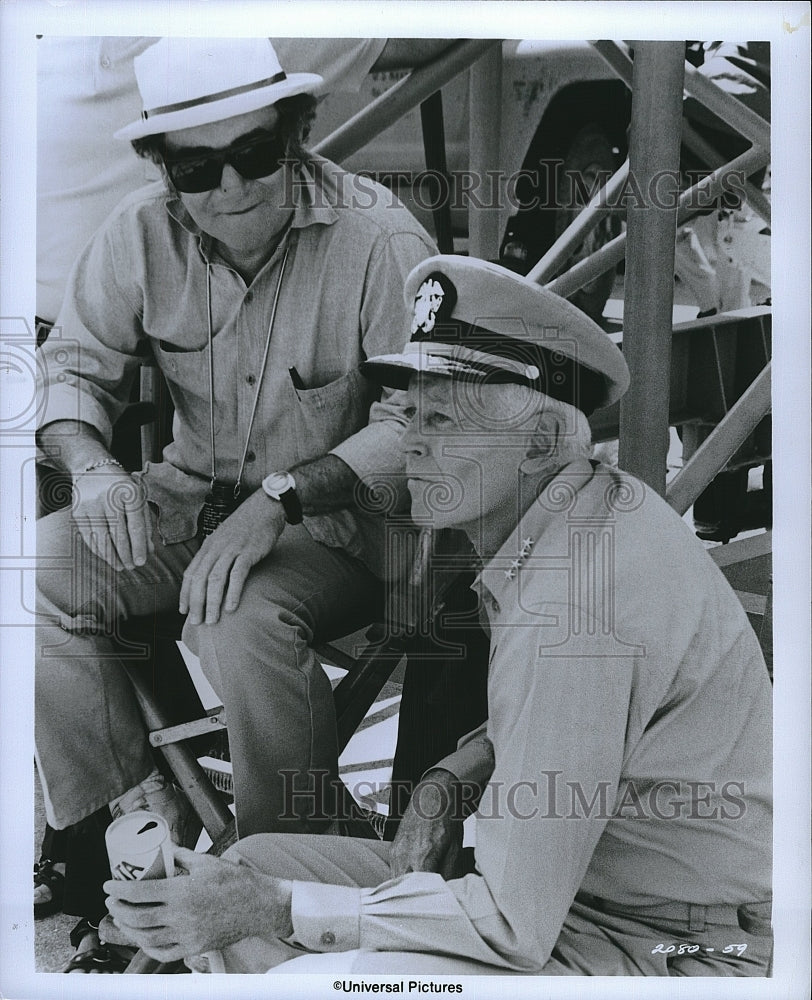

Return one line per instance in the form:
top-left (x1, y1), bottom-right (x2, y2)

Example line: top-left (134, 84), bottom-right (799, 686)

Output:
top-left (106, 810), bottom-right (175, 881)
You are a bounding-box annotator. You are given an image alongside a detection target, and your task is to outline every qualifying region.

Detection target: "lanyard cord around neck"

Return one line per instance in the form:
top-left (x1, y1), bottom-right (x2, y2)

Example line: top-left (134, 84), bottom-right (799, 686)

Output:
top-left (205, 242), bottom-right (291, 499)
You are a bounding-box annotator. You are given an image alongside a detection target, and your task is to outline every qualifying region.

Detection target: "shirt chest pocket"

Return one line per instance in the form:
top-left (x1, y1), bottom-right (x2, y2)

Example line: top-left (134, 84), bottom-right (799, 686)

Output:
top-left (290, 368), bottom-right (375, 461)
top-left (153, 339), bottom-right (226, 434)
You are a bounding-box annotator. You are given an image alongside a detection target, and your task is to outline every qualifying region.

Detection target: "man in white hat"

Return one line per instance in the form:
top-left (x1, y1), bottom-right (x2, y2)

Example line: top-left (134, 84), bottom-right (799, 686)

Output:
top-left (105, 256), bottom-right (772, 976)
top-left (35, 35), bottom-right (435, 957)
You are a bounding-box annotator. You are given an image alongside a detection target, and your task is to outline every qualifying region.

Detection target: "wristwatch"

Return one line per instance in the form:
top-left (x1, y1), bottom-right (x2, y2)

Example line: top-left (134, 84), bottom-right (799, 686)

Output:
top-left (261, 471), bottom-right (303, 525)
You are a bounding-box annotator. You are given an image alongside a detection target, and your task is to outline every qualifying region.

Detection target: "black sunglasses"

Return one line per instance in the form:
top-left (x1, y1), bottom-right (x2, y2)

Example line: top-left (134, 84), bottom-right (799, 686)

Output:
top-left (163, 129), bottom-right (287, 194)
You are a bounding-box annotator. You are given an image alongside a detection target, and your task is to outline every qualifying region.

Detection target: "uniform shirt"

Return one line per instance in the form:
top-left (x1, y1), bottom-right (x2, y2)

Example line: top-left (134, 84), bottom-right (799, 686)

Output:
top-left (37, 156), bottom-right (435, 563)
top-left (36, 36), bottom-right (387, 321)
top-left (287, 460), bottom-right (772, 971)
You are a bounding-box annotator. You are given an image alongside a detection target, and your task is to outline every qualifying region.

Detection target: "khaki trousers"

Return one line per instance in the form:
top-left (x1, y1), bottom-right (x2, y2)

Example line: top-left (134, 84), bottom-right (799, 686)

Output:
top-left (36, 507), bottom-right (379, 834)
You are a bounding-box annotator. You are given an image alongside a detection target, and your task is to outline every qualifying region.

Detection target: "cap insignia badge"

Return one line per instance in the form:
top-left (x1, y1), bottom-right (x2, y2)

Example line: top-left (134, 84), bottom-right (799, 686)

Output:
top-left (410, 272), bottom-right (457, 338)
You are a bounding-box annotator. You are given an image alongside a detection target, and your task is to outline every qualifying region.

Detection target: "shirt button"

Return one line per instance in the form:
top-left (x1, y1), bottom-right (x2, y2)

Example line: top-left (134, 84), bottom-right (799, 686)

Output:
top-left (245, 291), bottom-right (253, 303)
top-left (320, 931), bottom-right (336, 946)
top-left (246, 450), bottom-right (256, 463)
top-left (246, 374), bottom-right (256, 385)
top-left (100, 56), bottom-right (111, 69)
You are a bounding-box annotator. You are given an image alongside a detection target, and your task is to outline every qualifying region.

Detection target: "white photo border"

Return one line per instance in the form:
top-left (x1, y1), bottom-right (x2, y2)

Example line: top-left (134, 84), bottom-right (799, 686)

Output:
top-left (1, 2), bottom-right (809, 998)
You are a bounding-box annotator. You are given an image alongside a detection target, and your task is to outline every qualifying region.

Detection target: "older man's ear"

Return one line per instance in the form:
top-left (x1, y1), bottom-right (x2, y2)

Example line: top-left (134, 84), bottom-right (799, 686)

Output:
top-left (518, 410), bottom-right (566, 477)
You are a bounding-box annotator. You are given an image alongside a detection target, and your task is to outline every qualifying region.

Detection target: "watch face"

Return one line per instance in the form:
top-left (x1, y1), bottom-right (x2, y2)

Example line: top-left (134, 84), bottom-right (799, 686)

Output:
top-left (263, 472), bottom-right (294, 498)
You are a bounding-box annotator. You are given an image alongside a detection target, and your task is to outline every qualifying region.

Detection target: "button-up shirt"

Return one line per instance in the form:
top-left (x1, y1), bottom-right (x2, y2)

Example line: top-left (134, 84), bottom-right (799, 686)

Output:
top-left (38, 156), bottom-right (435, 561)
top-left (287, 460), bottom-right (772, 970)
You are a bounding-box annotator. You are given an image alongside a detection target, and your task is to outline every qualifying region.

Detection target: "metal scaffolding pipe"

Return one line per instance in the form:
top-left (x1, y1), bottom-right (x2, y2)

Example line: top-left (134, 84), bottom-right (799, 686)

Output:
top-left (468, 44), bottom-right (503, 260)
top-left (591, 40), bottom-right (771, 224)
top-left (666, 362), bottom-right (772, 515)
top-left (593, 40), bottom-right (771, 154)
top-left (420, 91), bottom-right (454, 253)
top-left (617, 42), bottom-right (685, 495)
top-left (590, 39), bottom-right (635, 89)
top-left (545, 233), bottom-right (625, 296)
top-left (314, 39), bottom-right (499, 163)
top-left (683, 60), bottom-right (771, 152)
top-left (681, 122), bottom-right (771, 225)
top-left (545, 144), bottom-right (769, 298)
top-left (527, 160), bottom-right (629, 283)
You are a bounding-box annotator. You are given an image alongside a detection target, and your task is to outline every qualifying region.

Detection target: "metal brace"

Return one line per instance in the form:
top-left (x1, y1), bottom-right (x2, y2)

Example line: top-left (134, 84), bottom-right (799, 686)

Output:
top-left (149, 709), bottom-right (227, 747)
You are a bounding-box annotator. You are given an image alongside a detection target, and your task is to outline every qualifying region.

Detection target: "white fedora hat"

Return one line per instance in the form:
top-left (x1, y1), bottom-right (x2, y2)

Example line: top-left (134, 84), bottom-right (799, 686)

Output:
top-left (115, 37), bottom-right (322, 141)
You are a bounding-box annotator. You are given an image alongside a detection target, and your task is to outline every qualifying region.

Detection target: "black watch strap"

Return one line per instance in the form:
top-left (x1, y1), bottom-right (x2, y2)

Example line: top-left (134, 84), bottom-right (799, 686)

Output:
top-left (278, 486), bottom-right (303, 525)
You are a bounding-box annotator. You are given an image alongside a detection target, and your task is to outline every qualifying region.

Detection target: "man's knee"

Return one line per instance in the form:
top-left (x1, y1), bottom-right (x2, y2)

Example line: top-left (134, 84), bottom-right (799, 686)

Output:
top-left (192, 573), bottom-right (313, 678)
top-left (222, 833), bottom-right (311, 874)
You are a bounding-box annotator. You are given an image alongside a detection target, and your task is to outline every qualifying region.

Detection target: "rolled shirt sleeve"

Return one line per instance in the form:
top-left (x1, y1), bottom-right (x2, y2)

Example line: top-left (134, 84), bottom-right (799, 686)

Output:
top-left (37, 203), bottom-right (148, 446)
top-left (330, 222), bottom-right (436, 486)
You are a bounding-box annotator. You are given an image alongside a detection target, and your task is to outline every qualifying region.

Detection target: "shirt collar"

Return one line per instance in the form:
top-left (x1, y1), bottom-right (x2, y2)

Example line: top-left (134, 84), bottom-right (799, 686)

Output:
top-left (473, 458), bottom-right (596, 614)
top-left (164, 153), bottom-right (341, 253)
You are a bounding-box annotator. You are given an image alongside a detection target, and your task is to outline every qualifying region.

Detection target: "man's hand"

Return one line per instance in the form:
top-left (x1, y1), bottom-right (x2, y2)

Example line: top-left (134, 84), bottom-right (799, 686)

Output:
top-left (389, 770), bottom-right (464, 880)
top-left (104, 847), bottom-right (293, 963)
top-left (179, 488), bottom-right (286, 625)
top-left (72, 467), bottom-right (154, 572)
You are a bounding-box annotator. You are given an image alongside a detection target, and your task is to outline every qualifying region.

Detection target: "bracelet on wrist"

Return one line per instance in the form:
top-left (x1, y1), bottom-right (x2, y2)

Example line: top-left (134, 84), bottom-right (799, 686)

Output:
top-left (75, 458), bottom-right (124, 476)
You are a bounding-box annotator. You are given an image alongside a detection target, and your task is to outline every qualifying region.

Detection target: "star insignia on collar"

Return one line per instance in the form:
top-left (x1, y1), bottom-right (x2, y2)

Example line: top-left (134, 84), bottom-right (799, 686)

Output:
top-left (505, 558), bottom-right (522, 581)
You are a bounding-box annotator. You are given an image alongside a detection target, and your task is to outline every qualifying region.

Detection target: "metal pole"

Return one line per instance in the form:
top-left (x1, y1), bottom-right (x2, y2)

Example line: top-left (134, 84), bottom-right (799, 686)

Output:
top-left (546, 144), bottom-right (769, 297)
top-left (617, 42), bottom-right (685, 495)
top-left (682, 122), bottom-right (771, 225)
top-left (683, 61), bottom-right (771, 152)
top-left (527, 160), bottom-right (629, 284)
top-left (314, 40), bottom-right (499, 164)
top-left (591, 40), bottom-right (771, 224)
top-left (593, 41), bottom-right (772, 155)
top-left (420, 91), bottom-right (454, 254)
top-left (590, 39), bottom-right (635, 89)
top-left (468, 43), bottom-right (503, 260)
top-left (666, 363), bottom-right (772, 515)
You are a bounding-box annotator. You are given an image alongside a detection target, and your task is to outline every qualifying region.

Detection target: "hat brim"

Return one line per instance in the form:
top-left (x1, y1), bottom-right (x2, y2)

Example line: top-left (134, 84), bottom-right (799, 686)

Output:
top-left (361, 351), bottom-right (496, 390)
top-left (114, 73), bottom-right (322, 141)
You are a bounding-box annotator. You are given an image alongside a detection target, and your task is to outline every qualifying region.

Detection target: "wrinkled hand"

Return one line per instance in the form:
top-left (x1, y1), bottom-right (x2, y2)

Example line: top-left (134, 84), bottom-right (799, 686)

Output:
top-left (389, 770), bottom-right (464, 880)
top-left (104, 847), bottom-right (293, 963)
top-left (72, 467), bottom-right (154, 571)
top-left (180, 489), bottom-right (286, 625)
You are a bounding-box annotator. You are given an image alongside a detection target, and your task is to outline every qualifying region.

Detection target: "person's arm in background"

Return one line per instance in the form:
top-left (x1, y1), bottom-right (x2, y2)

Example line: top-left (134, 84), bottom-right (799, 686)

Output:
top-left (373, 39), bottom-right (456, 71)
top-left (272, 38), bottom-right (455, 100)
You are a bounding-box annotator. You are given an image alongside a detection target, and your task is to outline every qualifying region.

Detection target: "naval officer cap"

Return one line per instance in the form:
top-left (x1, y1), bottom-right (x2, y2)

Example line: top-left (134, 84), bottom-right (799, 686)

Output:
top-left (362, 255), bottom-right (630, 415)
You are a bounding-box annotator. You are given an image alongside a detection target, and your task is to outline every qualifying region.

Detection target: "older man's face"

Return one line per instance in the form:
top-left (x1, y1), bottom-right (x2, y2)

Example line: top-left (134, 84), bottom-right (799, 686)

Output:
top-left (164, 105), bottom-right (289, 256)
top-left (401, 376), bottom-right (532, 534)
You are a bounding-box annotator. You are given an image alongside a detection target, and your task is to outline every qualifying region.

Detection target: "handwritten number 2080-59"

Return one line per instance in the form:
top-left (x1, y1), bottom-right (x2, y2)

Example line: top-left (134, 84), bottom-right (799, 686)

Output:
top-left (651, 942), bottom-right (747, 956)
